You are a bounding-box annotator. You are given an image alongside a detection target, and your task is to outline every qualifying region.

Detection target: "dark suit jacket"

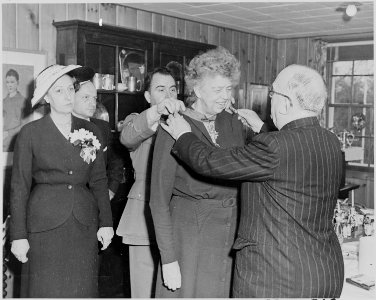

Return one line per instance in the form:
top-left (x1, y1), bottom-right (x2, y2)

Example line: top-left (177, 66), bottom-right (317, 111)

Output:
top-left (171, 117), bottom-right (344, 298)
top-left (10, 114), bottom-right (112, 241)
top-left (90, 118), bottom-right (123, 193)
top-left (151, 110), bottom-right (245, 264)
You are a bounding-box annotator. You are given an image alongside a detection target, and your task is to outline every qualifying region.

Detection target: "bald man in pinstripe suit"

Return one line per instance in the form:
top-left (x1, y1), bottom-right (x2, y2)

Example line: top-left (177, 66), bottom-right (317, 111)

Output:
top-left (161, 64), bottom-right (344, 298)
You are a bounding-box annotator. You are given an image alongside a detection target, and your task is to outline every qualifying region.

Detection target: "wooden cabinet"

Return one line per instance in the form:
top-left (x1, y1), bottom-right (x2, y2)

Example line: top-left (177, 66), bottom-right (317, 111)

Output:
top-left (54, 20), bottom-right (214, 130)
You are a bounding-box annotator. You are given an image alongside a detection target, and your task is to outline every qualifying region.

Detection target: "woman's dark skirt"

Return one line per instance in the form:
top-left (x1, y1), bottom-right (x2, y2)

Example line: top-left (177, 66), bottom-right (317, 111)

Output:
top-left (20, 214), bottom-right (99, 298)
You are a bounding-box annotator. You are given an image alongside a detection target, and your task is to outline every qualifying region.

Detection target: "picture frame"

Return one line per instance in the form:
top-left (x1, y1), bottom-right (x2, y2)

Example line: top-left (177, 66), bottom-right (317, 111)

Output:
top-left (246, 83), bottom-right (270, 121)
top-left (2, 49), bottom-right (47, 167)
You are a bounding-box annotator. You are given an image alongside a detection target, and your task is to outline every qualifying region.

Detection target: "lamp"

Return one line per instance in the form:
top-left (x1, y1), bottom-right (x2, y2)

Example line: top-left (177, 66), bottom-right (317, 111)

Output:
top-left (345, 4), bottom-right (358, 17)
top-left (336, 2), bottom-right (362, 22)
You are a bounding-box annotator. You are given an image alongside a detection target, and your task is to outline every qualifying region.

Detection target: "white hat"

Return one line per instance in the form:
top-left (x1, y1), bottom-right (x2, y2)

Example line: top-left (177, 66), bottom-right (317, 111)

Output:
top-left (31, 64), bottom-right (83, 107)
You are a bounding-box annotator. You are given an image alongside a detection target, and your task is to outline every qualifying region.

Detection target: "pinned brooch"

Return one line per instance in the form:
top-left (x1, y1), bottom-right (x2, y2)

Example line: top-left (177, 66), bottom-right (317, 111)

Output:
top-left (69, 129), bottom-right (101, 164)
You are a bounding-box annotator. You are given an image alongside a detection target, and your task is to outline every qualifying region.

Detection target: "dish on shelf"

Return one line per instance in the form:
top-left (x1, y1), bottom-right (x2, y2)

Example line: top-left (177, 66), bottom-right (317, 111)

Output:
top-left (117, 83), bottom-right (128, 91)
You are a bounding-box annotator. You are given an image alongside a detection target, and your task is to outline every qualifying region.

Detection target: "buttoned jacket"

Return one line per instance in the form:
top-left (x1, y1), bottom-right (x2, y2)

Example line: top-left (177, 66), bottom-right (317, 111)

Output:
top-left (90, 118), bottom-right (123, 193)
top-left (10, 114), bottom-right (112, 241)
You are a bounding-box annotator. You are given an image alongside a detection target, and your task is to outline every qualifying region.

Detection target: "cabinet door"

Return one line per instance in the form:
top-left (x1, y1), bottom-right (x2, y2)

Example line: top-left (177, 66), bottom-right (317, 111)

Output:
top-left (85, 43), bottom-right (116, 76)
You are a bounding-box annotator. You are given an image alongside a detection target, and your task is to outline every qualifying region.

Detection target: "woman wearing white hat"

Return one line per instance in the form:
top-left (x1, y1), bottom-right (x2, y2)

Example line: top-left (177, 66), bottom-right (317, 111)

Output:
top-left (9, 65), bottom-right (114, 297)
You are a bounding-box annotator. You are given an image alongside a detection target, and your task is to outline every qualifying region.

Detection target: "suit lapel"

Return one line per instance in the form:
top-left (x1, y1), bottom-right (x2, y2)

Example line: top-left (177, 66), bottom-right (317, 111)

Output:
top-left (184, 116), bottom-right (215, 146)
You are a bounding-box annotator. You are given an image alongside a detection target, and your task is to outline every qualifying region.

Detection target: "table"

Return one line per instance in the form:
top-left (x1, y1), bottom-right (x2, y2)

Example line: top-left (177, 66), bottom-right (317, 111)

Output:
top-left (339, 240), bottom-right (375, 299)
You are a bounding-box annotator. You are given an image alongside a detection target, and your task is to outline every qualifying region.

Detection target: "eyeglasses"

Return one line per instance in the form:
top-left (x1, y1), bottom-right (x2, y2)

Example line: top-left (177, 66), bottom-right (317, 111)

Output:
top-left (268, 86), bottom-right (292, 106)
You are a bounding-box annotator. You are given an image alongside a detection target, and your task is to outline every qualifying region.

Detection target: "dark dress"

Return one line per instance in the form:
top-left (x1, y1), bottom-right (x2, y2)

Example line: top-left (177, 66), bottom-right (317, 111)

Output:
top-left (150, 109), bottom-right (245, 298)
top-left (10, 114), bottom-right (112, 298)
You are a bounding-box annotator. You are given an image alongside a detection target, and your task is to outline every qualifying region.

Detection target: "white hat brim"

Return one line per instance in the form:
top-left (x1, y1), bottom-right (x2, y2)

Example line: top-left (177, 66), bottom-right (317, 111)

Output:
top-left (31, 64), bottom-right (82, 107)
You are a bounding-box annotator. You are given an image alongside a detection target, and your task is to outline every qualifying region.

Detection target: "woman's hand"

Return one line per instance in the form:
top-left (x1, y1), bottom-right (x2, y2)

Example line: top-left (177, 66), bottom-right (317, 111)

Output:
top-left (162, 261), bottom-right (181, 291)
top-left (11, 239), bottom-right (30, 263)
top-left (97, 227), bottom-right (114, 250)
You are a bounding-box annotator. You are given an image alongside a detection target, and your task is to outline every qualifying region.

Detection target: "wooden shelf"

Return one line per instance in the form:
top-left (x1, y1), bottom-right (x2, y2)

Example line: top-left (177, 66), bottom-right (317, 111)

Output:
top-left (97, 89), bottom-right (143, 95)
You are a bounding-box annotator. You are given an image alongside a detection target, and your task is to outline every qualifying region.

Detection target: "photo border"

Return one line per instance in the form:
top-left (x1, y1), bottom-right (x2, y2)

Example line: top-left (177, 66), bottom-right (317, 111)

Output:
top-left (2, 49), bottom-right (47, 167)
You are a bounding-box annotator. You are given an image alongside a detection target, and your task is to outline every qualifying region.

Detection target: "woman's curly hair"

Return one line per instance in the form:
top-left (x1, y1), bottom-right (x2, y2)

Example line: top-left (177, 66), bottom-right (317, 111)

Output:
top-left (184, 47), bottom-right (240, 105)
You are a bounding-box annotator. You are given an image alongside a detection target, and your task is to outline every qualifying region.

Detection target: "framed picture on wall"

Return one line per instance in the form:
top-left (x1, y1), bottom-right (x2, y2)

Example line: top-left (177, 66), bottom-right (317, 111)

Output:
top-left (2, 49), bottom-right (47, 167)
top-left (247, 83), bottom-right (269, 121)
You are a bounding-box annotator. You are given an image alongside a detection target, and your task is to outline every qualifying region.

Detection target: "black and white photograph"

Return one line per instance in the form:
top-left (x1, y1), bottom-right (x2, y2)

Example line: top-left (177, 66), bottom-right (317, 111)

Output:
top-left (1, 1), bottom-right (374, 299)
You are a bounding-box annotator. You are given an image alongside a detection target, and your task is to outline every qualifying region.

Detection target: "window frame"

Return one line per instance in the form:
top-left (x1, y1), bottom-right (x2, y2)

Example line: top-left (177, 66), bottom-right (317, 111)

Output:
top-left (326, 41), bottom-right (374, 168)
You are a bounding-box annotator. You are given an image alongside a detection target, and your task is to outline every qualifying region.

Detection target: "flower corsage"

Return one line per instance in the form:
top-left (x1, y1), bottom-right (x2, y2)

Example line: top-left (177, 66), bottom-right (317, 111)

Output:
top-left (69, 129), bottom-right (101, 164)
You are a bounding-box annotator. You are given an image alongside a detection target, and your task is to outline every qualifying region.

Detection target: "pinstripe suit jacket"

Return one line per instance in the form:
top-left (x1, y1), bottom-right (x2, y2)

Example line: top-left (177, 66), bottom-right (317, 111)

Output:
top-left (171, 117), bottom-right (344, 298)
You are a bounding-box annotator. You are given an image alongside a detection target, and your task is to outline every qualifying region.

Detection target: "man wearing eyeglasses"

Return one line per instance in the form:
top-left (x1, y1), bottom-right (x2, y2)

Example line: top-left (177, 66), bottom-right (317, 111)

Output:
top-left (160, 64), bottom-right (344, 298)
top-left (71, 68), bottom-right (125, 297)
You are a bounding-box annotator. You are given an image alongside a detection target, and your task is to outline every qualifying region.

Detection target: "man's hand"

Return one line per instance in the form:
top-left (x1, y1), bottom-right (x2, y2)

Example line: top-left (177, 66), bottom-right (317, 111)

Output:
top-left (11, 239), bottom-right (30, 263)
top-left (162, 261), bottom-right (181, 291)
top-left (160, 113), bottom-right (192, 140)
top-left (237, 109), bottom-right (265, 133)
top-left (225, 97), bottom-right (236, 113)
top-left (97, 227), bottom-right (114, 250)
top-left (157, 98), bottom-right (186, 115)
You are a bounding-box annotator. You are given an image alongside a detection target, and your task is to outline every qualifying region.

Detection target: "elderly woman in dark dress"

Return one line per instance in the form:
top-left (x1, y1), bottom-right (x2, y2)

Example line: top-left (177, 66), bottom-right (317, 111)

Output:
top-left (10, 64), bottom-right (113, 298)
top-left (150, 47), bottom-right (246, 297)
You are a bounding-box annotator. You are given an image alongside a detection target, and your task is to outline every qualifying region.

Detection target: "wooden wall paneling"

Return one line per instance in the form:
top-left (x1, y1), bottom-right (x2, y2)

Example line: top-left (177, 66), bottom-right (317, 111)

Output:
top-left (67, 3), bottom-right (85, 21)
top-left (232, 31), bottom-right (240, 58)
top-left (152, 13), bottom-right (162, 35)
top-left (265, 38), bottom-right (273, 84)
top-left (298, 38), bottom-right (309, 65)
top-left (276, 39), bottom-right (286, 74)
top-left (40, 4), bottom-right (66, 65)
top-left (17, 3), bottom-right (39, 51)
top-left (162, 15), bottom-right (176, 37)
top-left (271, 39), bottom-right (278, 83)
top-left (285, 38), bottom-right (299, 66)
top-left (2, 4), bottom-right (17, 48)
top-left (238, 32), bottom-right (249, 109)
top-left (117, 6), bottom-right (137, 29)
top-left (200, 24), bottom-right (208, 44)
top-left (185, 20), bottom-right (200, 42)
top-left (307, 38), bottom-right (316, 66)
top-left (137, 10), bottom-right (152, 32)
top-left (208, 25), bottom-right (219, 46)
top-left (248, 35), bottom-right (256, 83)
top-left (99, 3), bottom-right (116, 26)
top-left (232, 30), bottom-right (241, 107)
top-left (219, 27), bottom-right (232, 49)
top-left (176, 18), bottom-right (186, 39)
top-left (255, 35), bottom-right (266, 84)
top-left (86, 3), bottom-right (99, 23)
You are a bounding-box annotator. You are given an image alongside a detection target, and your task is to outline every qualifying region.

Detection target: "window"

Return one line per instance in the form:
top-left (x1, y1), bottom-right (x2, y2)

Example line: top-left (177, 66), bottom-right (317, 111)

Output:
top-left (327, 43), bottom-right (374, 167)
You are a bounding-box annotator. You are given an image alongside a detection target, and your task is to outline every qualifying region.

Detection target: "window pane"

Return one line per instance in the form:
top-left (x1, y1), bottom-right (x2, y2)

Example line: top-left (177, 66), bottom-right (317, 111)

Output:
top-left (365, 108), bottom-right (374, 136)
top-left (333, 76), bottom-right (352, 103)
top-left (366, 76), bottom-right (374, 105)
top-left (333, 61), bottom-right (353, 75)
top-left (353, 76), bottom-right (374, 104)
top-left (333, 107), bottom-right (350, 131)
top-left (364, 137), bottom-right (374, 165)
top-left (354, 60), bottom-right (374, 75)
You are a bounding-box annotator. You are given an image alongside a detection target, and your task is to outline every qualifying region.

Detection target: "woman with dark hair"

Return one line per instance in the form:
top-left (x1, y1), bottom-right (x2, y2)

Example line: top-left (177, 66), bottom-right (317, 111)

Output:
top-left (150, 47), bottom-right (247, 297)
top-left (10, 64), bottom-right (113, 297)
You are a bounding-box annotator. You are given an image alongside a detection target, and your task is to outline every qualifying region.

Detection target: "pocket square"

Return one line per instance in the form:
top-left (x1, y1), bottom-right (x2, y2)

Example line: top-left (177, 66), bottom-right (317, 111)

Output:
top-left (103, 146), bottom-right (107, 152)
